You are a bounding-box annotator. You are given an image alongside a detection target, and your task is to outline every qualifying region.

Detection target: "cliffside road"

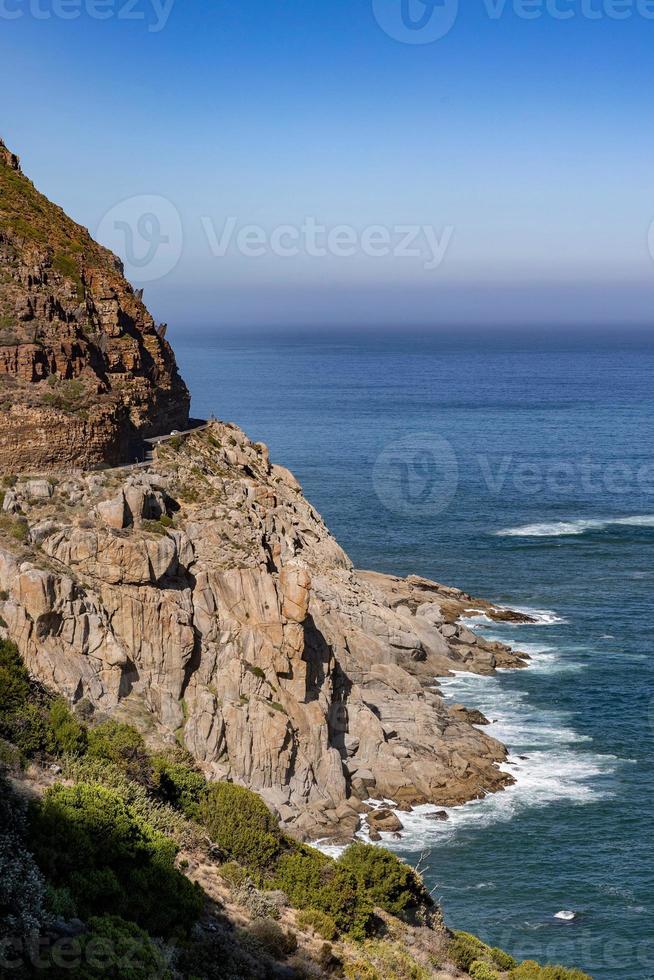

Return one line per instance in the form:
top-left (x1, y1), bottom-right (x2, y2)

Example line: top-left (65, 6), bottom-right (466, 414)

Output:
top-left (144, 419), bottom-right (210, 446)
top-left (101, 420), bottom-right (210, 473)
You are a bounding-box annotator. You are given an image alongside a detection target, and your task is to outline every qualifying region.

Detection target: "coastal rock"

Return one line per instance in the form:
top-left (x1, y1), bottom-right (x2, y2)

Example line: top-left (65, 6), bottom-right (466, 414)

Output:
top-left (0, 138), bottom-right (190, 473)
top-left (449, 704), bottom-right (490, 726)
top-left (366, 808), bottom-right (404, 833)
top-left (0, 422), bottom-right (530, 838)
top-left (0, 139), bottom-right (533, 840)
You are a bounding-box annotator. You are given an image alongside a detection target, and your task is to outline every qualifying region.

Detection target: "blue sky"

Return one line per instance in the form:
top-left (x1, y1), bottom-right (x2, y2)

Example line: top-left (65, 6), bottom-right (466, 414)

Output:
top-left (2, 0), bottom-right (654, 329)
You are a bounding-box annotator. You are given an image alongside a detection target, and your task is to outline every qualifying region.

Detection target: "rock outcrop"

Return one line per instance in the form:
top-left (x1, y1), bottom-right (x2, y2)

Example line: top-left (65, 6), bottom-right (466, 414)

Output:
top-left (0, 137), bottom-right (535, 839)
top-left (0, 138), bottom-right (189, 471)
top-left (0, 424), bottom-right (531, 840)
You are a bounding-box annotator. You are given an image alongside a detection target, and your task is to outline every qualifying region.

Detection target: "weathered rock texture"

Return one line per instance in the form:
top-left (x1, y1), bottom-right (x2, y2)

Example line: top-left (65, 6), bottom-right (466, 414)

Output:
top-left (0, 424), bottom-right (531, 840)
top-left (0, 138), bottom-right (189, 471)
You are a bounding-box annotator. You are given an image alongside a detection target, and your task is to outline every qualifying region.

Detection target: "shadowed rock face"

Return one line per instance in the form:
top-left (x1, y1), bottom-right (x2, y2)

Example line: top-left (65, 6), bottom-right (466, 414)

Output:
top-left (0, 422), bottom-right (530, 841)
top-left (0, 139), bottom-right (190, 471)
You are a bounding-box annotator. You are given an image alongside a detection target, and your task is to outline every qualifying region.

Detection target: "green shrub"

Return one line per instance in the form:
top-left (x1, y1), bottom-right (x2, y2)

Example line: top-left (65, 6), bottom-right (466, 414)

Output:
top-left (272, 846), bottom-right (372, 939)
top-left (44, 883), bottom-right (77, 919)
top-left (48, 699), bottom-right (88, 756)
top-left (29, 782), bottom-right (203, 937)
top-left (72, 915), bottom-right (172, 979)
top-left (0, 515), bottom-right (29, 543)
top-left (296, 908), bottom-right (338, 940)
top-left (247, 918), bottom-right (297, 959)
top-left (220, 860), bottom-right (250, 890)
top-left (338, 842), bottom-right (433, 919)
top-left (344, 940), bottom-right (431, 979)
top-left (177, 927), bottom-right (270, 979)
top-left (491, 946), bottom-right (517, 970)
top-left (200, 781), bottom-right (283, 870)
top-left (450, 931), bottom-right (490, 971)
top-left (470, 961), bottom-right (500, 980)
top-left (0, 737), bottom-right (22, 770)
top-left (3, 702), bottom-right (51, 755)
top-left (510, 962), bottom-right (592, 980)
top-left (0, 639), bottom-right (30, 711)
top-left (151, 752), bottom-right (207, 819)
top-left (60, 755), bottom-right (200, 849)
top-left (0, 772), bottom-right (48, 937)
top-left (87, 721), bottom-right (151, 782)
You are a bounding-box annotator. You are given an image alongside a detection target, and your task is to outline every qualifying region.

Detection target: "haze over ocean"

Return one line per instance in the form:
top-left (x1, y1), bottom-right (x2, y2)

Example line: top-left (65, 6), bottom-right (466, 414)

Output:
top-left (173, 325), bottom-right (654, 980)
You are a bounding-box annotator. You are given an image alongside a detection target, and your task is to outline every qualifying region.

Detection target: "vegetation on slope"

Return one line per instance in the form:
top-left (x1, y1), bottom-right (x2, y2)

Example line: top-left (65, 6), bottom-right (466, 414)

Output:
top-left (0, 638), bottom-right (592, 978)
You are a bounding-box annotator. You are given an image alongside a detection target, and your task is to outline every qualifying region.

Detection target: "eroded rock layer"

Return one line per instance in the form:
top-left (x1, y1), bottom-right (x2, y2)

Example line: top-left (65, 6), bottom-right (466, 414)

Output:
top-left (0, 424), bottom-right (530, 840)
top-left (0, 138), bottom-right (189, 471)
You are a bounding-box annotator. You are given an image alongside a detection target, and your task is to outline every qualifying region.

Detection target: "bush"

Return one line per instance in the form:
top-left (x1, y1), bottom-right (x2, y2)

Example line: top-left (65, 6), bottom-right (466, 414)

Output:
top-left (71, 915), bottom-right (172, 979)
top-left (344, 940), bottom-right (431, 979)
top-left (0, 736), bottom-right (22, 770)
top-left (0, 515), bottom-right (29, 542)
top-left (338, 842), bottom-right (433, 919)
top-left (151, 752), bottom-right (207, 820)
top-left (45, 883), bottom-right (77, 919)
top-left (220, 860), bottom-right (250, 890)
top-left (48, 699), bottom-right (88, 756)
top-left (510, 963), bottom-right (592, 980)
top-left (0, 639), bottom-right (30, 711)
top-left (470, 961), bottom-right (500, 980)
top-left (60, 755), bottom-right (200, 849)
top-left (87, 721), bottom-right (151, 782)
top-left (296, 908), bottom-right (338, 940)
top-left (247, 918), bottom-right (297, 959)
top-left (177, 928), bottom-right (270, 979)
top-left (450, 931), bottom-right (490, 971)
top-left (491, 946), bottom-right (517, 970)
top-left (200, 781), bottom-right (283, 870)
top-left (29, 782), bottom-right (203, 937)
top-left (272, 846), bottom-right (372, 939)
top-left (3, 702), bottom-right (51, 755)
top-left (0, 773), bottom-right (48, 938)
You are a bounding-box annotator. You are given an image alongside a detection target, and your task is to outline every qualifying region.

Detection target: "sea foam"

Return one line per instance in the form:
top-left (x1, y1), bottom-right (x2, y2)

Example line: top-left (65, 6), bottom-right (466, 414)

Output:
top-left (316, 612), bottom-right (617, 857)
top-left (496, 515), bottom-right (654, 538)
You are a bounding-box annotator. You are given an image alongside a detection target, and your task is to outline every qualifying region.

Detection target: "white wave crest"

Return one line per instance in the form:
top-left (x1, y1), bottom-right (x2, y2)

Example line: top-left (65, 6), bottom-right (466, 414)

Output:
top-left (496, 515), bottom-right (654, 538)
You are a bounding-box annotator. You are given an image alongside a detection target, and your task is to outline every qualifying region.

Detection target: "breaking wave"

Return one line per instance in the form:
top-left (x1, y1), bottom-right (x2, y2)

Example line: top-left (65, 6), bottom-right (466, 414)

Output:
top-left (496, 515), bottom-right (654, 538)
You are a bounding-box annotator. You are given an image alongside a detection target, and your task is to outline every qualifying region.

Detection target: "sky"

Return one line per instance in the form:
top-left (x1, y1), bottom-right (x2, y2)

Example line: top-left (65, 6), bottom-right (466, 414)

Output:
top-left (2, 0), bottom-right (654, 330)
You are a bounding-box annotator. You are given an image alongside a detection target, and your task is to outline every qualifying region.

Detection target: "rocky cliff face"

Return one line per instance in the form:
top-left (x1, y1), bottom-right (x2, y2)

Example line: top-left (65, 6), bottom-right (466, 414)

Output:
top-left (0, 140), bottom-right (533, 840)
top-left (0, 423), bottom-right (530, 841)
top-left (0, 139), bottom-right (190, 471)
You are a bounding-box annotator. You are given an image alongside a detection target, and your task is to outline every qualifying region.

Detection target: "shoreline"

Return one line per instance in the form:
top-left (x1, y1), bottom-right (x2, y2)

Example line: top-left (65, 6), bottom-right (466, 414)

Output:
top-left (329, 605), bottom-right (616, 858)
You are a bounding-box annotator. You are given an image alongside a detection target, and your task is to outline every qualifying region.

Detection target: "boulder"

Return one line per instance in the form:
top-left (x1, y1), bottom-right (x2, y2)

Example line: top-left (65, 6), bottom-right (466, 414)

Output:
top-left (366, 808), bottom-right (403, 833)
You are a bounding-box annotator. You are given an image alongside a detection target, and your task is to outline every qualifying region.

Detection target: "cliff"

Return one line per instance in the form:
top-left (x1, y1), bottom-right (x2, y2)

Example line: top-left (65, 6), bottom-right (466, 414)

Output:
top-left (0, 422), bottom-right (530, 841)
top-left (0, 137), bottom-right (536, 841)
top-left (0, 138), bottom-right (190, 471)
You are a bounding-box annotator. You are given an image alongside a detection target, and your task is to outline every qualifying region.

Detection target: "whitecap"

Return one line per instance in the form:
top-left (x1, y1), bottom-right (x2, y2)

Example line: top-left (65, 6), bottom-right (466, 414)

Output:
top-left (461, 606), bottom-right (566, 627)
top-left (554, 910), bottom-right (577, 921)
top-left (496, 515), bottom-right (654, 538)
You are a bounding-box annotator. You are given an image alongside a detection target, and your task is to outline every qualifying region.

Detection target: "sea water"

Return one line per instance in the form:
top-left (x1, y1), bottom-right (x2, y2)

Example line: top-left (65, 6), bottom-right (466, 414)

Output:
top-left (173, 327), bottom-right (654, 979)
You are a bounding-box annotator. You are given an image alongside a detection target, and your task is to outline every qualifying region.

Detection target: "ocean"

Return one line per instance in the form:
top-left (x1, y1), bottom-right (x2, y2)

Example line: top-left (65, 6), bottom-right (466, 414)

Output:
top-left (172, 327), bottom-right (654, 979)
